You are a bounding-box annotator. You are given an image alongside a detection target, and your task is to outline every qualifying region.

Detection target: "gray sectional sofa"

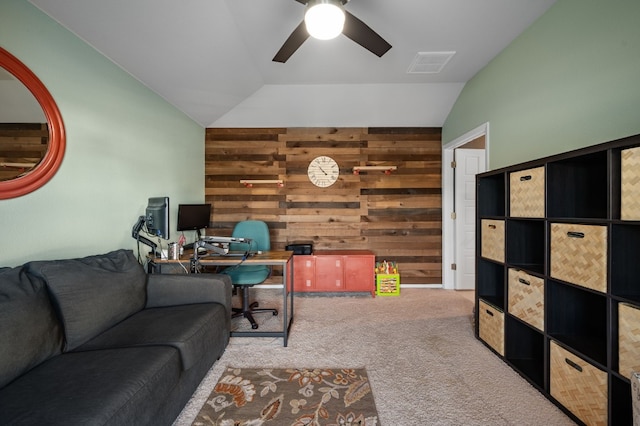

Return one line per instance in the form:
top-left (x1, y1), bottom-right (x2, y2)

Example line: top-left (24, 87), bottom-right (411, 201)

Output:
top-left (0, 249), bottom-right (232, 425)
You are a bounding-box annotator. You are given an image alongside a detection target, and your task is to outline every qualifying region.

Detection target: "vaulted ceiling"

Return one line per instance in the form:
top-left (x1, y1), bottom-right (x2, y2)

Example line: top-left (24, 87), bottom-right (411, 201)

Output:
top-left (28, 0), bottom-right (557, 127)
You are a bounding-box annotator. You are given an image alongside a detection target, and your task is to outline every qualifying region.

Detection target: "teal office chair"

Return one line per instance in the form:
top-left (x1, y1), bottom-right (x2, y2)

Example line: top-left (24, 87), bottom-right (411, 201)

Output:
top-left (224, 220), bottom-right (278, 329)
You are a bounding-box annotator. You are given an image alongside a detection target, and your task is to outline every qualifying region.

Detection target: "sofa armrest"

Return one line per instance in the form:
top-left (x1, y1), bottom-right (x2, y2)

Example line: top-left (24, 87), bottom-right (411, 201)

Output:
top-left (145, 274), bottom-right (232, 316)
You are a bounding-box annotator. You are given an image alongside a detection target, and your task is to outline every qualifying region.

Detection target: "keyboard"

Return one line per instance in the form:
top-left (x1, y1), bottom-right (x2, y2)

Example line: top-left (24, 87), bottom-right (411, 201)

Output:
top-left (201, 236), bottom-right (247, 243)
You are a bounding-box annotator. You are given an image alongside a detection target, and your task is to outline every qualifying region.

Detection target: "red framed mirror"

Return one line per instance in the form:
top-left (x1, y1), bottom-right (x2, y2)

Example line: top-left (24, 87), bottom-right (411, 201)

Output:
top-left (0, 47), bottom-right (65, 199)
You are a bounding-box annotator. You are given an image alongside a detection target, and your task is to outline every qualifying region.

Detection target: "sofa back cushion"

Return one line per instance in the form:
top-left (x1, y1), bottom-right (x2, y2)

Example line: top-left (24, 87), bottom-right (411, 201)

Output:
top-left (26, 250), bottom-right (147, 351)
top-left (0, 265), bottom-right (64, 389)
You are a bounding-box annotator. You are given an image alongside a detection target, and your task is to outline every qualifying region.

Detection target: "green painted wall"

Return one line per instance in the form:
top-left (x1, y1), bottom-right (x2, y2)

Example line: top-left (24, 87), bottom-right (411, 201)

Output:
top-left (0, 0), bottom-right (205, 266)
top-left (443, 0), bottom-right (640, 170)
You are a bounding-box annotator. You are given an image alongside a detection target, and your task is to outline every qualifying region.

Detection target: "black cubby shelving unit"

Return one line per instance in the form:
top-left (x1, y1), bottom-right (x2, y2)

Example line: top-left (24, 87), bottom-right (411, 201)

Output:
top-left (475, 133), bottom-right (640, 426)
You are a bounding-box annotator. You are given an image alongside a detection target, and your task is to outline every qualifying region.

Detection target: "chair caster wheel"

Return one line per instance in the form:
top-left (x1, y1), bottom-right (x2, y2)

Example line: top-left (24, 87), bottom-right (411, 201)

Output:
top-left (273, 311), bottom-right (278, 316)
top-left (251, 323), bottom-right (259, 330)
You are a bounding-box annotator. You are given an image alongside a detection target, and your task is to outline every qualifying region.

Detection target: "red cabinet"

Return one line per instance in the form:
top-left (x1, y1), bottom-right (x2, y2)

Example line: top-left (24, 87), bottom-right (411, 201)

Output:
top-left (293, 250), bottom-right (375, 296)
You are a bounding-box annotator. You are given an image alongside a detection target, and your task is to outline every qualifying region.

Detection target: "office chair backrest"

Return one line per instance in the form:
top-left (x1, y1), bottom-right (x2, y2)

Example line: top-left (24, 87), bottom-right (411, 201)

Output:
top-left (231, 220), bottom-right (270, 252)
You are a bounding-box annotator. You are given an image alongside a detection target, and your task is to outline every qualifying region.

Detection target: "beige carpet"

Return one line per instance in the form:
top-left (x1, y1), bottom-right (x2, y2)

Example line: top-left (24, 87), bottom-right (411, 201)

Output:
top-left (174, 288), bottom-right (576, 426)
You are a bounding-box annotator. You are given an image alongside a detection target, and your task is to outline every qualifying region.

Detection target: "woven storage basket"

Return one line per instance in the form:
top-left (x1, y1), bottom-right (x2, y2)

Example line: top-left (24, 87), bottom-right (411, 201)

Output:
top-left (550, 341), bottom-right (607, 426)
top-left (550, 223), bottom-right (607, 293)
top-left (622, 146), bottom-right (640, 220)
top-left (478, 299), bottom-right (504, 356)
top-left (481, 219), bottom-right (505, 263)
top-left (507, 268), bottom-right (544, 331)
top-left (510, 166), bottom-right (545, 217)
top-left (619, 302), bottom-right (640, 379)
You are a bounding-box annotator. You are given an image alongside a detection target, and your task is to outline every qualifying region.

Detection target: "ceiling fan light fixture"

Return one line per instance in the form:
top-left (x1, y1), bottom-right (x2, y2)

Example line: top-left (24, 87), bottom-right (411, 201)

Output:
top-left (305, 0), bottom-right (345, 40)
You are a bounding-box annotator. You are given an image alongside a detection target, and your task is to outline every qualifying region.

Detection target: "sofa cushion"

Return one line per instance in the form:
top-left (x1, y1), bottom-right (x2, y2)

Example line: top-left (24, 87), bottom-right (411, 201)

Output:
top-left (26, 250), bottom-right (146, 351)
top-left (76, 303), bottom-right (229, 371)
top-left (0, 265), bottom-right (63, 389)
top-left (0, 346), bottom-right (181, 426)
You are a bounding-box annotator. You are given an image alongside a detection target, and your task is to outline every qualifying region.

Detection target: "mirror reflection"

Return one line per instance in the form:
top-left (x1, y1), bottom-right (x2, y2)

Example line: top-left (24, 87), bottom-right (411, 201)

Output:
top-left (0, 67), bottom-right (49, 181)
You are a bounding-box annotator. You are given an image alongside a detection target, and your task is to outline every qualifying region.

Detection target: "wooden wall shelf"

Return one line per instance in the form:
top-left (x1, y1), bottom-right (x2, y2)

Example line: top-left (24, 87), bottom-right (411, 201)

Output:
top-left (352, 165), bottom-right (397, 175)
top-left (1, 162), bottom-right (36, 168)
top-left (240, 179), bottom-right (283, 187)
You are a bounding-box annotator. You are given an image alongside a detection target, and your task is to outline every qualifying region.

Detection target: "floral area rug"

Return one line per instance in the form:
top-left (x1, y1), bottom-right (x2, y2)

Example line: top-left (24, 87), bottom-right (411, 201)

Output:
top-left (191, 367), bottom-right (379, 426)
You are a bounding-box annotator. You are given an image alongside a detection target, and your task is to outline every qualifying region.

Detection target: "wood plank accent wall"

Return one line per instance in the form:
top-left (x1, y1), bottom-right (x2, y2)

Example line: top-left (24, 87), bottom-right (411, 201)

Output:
top-left (205, 127), bottom-right (442, 284)
top-left (0, 123), bottom-right (48, 181)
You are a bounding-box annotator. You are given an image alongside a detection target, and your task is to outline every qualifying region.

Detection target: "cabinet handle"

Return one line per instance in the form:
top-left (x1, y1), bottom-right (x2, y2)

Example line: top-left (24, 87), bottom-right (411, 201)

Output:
top-left (520, 175), bottom-right (532, 181)
top-left (518, 278), bottom-right (530, 286)
top-left (485, 309), bottom-right (494, 317)
top-left (488, 224), bottom-right (496, 229)
top-left (564, 357), bottom-right (583, 372)
top-left (567, 231), bottom-right (585, 238)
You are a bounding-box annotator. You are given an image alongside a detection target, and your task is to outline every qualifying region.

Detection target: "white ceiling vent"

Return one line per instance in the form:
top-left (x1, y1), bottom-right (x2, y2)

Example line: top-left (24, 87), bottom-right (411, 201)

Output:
top-left (407, 51), bottom-right (456, 74)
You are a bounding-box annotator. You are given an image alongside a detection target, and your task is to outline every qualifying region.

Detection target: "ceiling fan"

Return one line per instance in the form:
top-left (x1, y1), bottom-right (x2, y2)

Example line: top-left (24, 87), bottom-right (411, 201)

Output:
top-left (273, 0), bottom-right (392, 63)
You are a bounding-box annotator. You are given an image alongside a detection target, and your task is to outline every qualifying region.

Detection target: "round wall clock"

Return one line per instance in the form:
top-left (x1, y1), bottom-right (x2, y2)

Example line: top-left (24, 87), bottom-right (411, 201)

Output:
top-left (307, 156), bottom-right (339, 188)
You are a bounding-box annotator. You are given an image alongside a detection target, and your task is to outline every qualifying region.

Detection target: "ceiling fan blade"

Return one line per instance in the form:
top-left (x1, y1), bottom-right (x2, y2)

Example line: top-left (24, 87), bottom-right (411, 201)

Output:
top-left (273, 20), bottom-right (310, 63)
top-left (342, 10), bottom-right (391, 58)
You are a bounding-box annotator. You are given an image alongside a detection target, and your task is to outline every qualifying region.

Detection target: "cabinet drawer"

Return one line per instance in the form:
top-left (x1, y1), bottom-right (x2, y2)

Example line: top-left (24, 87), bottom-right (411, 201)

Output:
top-left (550, 223), bottom-right (607, 293)
top-left (510, 166), bottom-right (545, 217)
top-left (621, 146), bottom-right (640, 220)
top-left (550, 341), bottom-right (607, 426)
top-left (507, 269), bottom-right (544, 331)
top-left (481, 219), bottom-right (505, 263)
top-left (478, 299), bottom-right (504, 356)
top-left (315, 256), bottom-right (344, 290)
top-left (293, 256), bottom-right (315, 292)
top-left (345, 256), bottom-right (375, 293)
top-left (619, 302), bottom-right (640, 379)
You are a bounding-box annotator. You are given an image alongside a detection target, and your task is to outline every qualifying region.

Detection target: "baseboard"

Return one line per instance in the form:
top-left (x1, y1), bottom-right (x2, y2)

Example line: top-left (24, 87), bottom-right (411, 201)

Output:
top-left (255, 284), bottom-right (284, 289)
top-left (255, 283), bottom-right (444, 290)
top-left (401, 284), bottom-right (443, 289)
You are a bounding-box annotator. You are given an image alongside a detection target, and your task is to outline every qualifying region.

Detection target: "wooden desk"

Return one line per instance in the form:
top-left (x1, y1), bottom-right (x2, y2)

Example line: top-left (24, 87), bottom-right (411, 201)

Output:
top-left (148, 250), bottom-right (294, 347)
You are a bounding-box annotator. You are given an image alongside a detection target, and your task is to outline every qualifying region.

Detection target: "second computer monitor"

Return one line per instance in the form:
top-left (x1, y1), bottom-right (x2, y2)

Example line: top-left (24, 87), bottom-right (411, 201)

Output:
top-left (177, 203), bottom-right (211, 239)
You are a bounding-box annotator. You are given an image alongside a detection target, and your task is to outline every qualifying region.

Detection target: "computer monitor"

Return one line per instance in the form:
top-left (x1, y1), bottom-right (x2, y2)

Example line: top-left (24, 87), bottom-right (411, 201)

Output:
top-left (145, 197), bottom-right (169, 239)
top-left (177, 203), bottom-right (211, 240)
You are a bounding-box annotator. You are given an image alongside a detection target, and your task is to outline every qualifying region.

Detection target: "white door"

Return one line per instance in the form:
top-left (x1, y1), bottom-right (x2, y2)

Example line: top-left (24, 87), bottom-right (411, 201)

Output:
top-left (454, 149), bottom-right (486, 290)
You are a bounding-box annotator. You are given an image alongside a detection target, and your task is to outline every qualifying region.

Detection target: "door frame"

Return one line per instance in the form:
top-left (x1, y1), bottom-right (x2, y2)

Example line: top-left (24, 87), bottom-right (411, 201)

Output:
top-left (441, 122), bottom-right (490, 290)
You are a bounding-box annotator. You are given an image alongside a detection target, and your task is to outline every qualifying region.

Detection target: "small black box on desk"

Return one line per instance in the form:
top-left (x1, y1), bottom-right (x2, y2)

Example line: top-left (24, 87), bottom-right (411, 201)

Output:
top-left (285, 241), bottom-right (313, 255)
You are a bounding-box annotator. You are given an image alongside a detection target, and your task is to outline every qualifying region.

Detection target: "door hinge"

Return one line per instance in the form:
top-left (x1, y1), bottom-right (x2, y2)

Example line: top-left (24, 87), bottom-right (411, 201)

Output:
top-left (451, 160), bottom-right (456, 168)
top-left (451, 263), bottom-right (457, 270)
top-left (451, 212), bottom-right (456, 220)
